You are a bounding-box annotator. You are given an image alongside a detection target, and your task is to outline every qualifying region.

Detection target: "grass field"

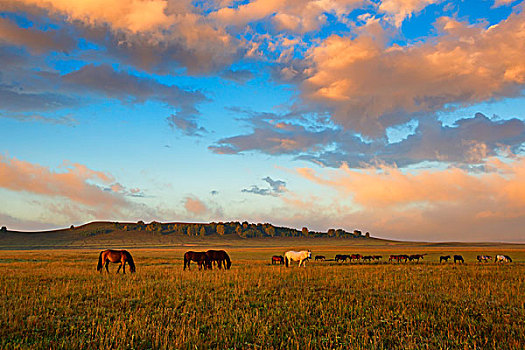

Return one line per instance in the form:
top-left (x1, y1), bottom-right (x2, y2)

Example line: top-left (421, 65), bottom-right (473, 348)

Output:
top-left (1, 246), bottom-right (524, 349)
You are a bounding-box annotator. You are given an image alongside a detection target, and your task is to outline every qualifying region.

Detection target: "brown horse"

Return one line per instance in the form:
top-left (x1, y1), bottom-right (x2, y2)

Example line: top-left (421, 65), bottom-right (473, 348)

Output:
top-left (272, 255), bottom-right (284, 264)
top-left (409, 254), bottom-right (425, 262)
top-left (97, 249), bottom-right (136, 274)
top-left (206, 250), bottom-right (232, 269)
top-left (315, 255), bottom-right (326, 261)
top-left (184, 251), bottom-right (212, 270)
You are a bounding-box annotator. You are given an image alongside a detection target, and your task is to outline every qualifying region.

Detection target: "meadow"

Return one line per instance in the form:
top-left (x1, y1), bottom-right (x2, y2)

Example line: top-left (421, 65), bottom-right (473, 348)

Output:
top-left (0, 247), bottom-right (524, 349)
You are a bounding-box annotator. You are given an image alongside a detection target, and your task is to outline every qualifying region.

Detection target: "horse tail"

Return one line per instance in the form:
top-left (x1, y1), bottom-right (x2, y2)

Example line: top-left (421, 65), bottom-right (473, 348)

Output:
top-left (225, 253), bottom-right (232, 269)
top-left (97, 251), bottom-right (104, 271)
top-left (125, 251), bottom-right (136, 273)
top-left (285, 254), bottom-right (289, 267)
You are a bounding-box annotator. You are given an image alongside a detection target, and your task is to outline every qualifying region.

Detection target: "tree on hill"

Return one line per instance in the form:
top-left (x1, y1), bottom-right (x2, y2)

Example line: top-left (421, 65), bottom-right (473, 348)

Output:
top-left (1, 226), bottom-right (6, 232)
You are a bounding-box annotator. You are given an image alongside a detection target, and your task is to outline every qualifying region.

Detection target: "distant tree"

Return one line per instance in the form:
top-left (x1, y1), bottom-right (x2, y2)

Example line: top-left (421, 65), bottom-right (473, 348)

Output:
top-left (199, 226), bottom-right (207, 237)
top-left (354, 230), bottom-right (362, 236)
top-left (216, 224), bottom-right (225, 236)
top-left (264, 225), bottom-right (275, 237)
top-left (327, 229), bottom-right (335, 237)
top-left (70, 225), bottom-right (75, 230)
top-left (365, 231), bottom-right (370, 238)
top-left (302, 227), bottom-right (309, 236)
top-left (1, 226), bottom-right (6, 232)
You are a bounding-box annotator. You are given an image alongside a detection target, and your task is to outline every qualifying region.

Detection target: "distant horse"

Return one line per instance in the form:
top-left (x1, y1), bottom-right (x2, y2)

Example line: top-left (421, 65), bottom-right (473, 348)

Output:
top-left (184, 251), bottom-right (212, 270)
top-left (284, 250), bottom-right (311, 267)
top-left (440, 255), bottom-right (451, 263)
top-left (349, 254), bottom-right (361, 263)
top-left (409, 254), bottom-right (425, 262)
top-left (453, 255), bottom-right (464, 263)
top-left (362, 255), bottom-right (373, 262)
top-left (97, 249), bottom-right (136, 274)
top-left (335, 254), bottom-right (350, 262)
top-left (389, 254), bottom-right (408, 263)
top-left (315, 255), bottom-right (326, 261)
top-left (372, 255), bottom-right (382, 261)
top-left (206, 250), bottom-right (231, 269)
top-left (272, 255), bottom-right (284, 265)
top-left (477, 255), bottom-right (491, 263)
top-left (495, 255), bottom-right (512, 263)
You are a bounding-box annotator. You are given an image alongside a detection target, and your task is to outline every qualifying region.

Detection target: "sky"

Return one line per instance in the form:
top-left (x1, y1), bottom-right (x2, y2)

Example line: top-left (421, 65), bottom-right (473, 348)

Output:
top-left (1, 0), bottom-right (524, 242)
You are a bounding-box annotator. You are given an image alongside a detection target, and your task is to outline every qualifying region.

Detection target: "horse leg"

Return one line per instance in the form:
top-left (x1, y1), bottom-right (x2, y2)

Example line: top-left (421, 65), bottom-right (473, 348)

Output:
top-left (105, 260), bottom-right (109, 273)
top-left (117, 263), bottom-right (122, 274)
top-left (123, 262), bottom-right (126, 274)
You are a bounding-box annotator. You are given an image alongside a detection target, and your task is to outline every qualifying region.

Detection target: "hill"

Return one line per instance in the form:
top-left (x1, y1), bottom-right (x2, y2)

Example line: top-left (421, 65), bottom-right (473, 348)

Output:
top-left (0, 220), bottom-right (376, 249)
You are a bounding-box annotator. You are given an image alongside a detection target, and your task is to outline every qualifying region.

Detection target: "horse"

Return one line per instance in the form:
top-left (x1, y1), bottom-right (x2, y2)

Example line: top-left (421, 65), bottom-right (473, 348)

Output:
top-left (495, 255), bottom-right (512, 263)
top-left (409, 254), bottom-right (425, 262)
top-left (184, 251), bottom-right (212, 270)
top-left (206, 250), bottom-right (231, 269)
top-left (477, 255), bottom-right (491, 263)
top-left (335, 254), bottom-right (350, 262)
top-left (453, 255), bottom-right (464, 263)
top-left (97, 249), bottom-right (136, 274)
top-left (362, 255), bottom-right (373, 263)
top-left (349, 254), bottom-right (362, 263)
top-left (315, 255), bottom-right (326, 261)
top-left (372, 255), bottom-right (382, 261)
top-left (272, 255), bottom-right (284, 265)
top-left (284, 250), bottom-right (311, 267)
top-left (440, 255), bottom-right (451, 263)
top-left (389, 254), bottom-right (408, 263)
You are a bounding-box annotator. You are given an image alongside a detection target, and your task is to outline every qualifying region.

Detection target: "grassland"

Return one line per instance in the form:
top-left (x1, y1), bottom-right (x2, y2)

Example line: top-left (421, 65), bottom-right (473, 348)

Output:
top-left (0, 246), bottom-right (524, 349)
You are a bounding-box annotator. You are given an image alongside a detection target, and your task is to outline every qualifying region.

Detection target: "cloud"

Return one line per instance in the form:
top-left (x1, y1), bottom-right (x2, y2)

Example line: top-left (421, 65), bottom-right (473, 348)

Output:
top-left (301, 11), bottom-right (525, 136)
top-left (220, 69), bottom-right (254, 83)
top-left (492, 0), bottom-right (516, 8)
top-left (210, 110), bottom-right (525, 168)
top-left (379, 0), bottom-right (442, 27)
top-left (5, 0), bottom-right (241, 74)
top-left (184, 196), bottom-right (209, 216)
top-left (0, 112), bottom-right (78, 125)
top-left (0, 155), bottom-right (131, 212)
top-left (242, 176), bottom-right (287, 196)
top-left (0, 17), bottom-right (75, 53)
top-left (292, 156), bottom-right (525, 242)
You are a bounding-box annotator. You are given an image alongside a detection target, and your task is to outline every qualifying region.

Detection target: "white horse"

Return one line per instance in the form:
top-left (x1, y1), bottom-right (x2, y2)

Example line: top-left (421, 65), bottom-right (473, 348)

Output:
top-left (284, 250), bottom-right (311, 267)
top-left (495, 255), bottom-right (512, 263)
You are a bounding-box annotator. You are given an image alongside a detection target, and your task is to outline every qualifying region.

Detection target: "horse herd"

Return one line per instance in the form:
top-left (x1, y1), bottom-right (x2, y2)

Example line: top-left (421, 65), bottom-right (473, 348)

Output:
top-left (273, 253), bottom-right (515, 265)
top-left (96, 249), bottom-right (514, 274)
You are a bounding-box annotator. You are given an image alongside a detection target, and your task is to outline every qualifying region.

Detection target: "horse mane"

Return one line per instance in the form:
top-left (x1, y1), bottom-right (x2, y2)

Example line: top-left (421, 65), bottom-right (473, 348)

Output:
top-left (97, 250), bottom-right (104, 271)
top-left (124, 250), bottom-right (136, 273)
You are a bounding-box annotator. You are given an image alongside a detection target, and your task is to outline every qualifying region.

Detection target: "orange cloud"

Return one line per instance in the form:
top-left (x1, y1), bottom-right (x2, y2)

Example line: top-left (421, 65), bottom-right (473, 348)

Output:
top-left (302, 11), bottom-right (525, 136)
top-left (0, 155), bottom-right (128, 209)
top-left (293, 157), bottom-right (525, 241)
top-left (184, 196), bottom-right (209, 216)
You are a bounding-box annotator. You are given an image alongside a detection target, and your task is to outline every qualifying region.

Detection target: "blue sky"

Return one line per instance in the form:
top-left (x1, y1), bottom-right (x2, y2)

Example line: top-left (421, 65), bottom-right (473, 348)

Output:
top-left (1, 0), bottom-right (524, 242)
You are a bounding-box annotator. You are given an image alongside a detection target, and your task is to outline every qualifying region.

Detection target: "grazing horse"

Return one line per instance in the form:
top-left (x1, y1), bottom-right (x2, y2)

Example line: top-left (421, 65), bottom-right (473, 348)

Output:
top-left (389, 254), bottom-right (408, 263)
top-left (362, 255), bottom-right (373, 262)
top-left (335, 254), bottom-right (350, 262)
top-left (477, 255), bottom-right (491, 263)
top-left (184, 251), bottom-right (212, 270)
top-left (440, 255), bottom-right (451, 263)
top-left (97, 249), bottom-right (136, 274)
top-left (349, 254), bottom-right (362, 263)
top-left (453, 255), bottom-right (464, 263)
top-left (272, 255), bottom-right (284, 265)
top-left (495, 255), bottom-right (512, 263)
top-left (315, 255), bottom-right (326, 261)
top-left (372, 255), bottom-right (382, 261)
top-left (284, 250), bottom-right (311, 267)
top-left (206, 250), bottom-right (232, 269)
top-left (409, 254), bottom-right (425, 262)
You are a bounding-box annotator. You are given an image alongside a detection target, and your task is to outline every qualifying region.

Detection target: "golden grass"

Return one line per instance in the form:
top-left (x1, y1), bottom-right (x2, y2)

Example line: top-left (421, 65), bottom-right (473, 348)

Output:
top-left (0, 248), bottom-right (523, 349)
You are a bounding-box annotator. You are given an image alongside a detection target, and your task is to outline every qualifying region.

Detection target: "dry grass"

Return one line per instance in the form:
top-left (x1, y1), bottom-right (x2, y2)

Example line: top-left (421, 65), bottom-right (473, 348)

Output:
top-left (0, 248), bottom-right (524, 349)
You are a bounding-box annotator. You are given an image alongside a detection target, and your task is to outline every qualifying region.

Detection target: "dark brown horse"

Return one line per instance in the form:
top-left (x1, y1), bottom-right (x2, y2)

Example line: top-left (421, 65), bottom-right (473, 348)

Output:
top-left (97, 249), bottom-right (136, 274)
top-left (349, 254), bottom-right (361, 263)
top-left (206, 250), bottom-right (231, 269)
top-left (454, 255), bottom-right (464, 264)
top-left (315, 255), bottom-right (326, 261)
top-left (272, 255), bottom-right (284, 264)
top-left (184, 251), bottom-right (212, 270)
top-left (409, 254), bottom-right (425, 262)
top-left (335, 254), bottom-right (350, 262)
top-left (440, 255), bottom-right (451, 263)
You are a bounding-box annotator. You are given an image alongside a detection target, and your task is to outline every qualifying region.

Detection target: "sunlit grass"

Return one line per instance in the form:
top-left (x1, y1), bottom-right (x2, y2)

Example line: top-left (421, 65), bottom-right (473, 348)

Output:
top-left (0, 249), bottom-right (523, 349)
